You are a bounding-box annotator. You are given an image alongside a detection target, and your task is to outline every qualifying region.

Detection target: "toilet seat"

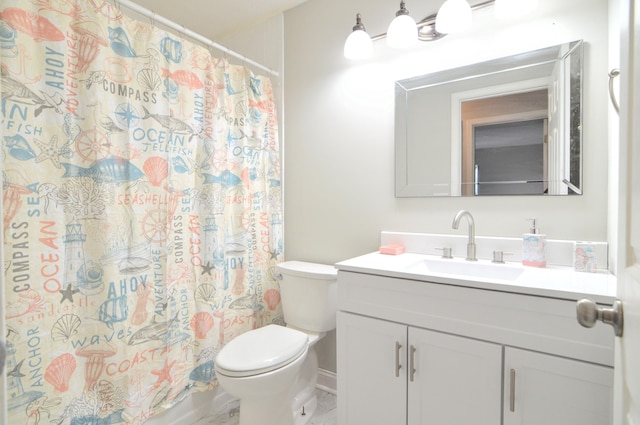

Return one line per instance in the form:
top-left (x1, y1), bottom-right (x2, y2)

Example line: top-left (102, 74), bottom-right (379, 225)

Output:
top-left (216, 325), bottom-right (309, 377)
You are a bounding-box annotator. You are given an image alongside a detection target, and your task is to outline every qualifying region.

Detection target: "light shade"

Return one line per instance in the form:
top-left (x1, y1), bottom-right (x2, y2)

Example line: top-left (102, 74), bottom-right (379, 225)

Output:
top-left (387, 2), bottom-right (418, 48)
top-left (344, 14), bottom-right (372, 60)
top-left (435, 0), bottom-right (472, 34)
top-left (495, 0), bottom-right (538, 20)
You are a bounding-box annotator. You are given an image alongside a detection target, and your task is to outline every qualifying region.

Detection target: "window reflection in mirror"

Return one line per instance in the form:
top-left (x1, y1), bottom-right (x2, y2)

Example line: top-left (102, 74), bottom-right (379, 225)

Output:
top-left (461, 90), bottom-right (548, 196)
top-left (395, 40), bottom-right (583, 197)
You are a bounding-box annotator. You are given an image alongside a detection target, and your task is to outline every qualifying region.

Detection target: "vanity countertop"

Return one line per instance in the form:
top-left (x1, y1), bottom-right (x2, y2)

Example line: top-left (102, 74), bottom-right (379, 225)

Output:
top-left (336, 252), bottom-right (617, 304)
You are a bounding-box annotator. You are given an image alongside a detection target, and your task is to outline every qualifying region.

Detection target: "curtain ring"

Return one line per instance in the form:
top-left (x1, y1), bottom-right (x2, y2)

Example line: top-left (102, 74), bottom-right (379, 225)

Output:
top-left (609, 68), bottom-right (620, 114)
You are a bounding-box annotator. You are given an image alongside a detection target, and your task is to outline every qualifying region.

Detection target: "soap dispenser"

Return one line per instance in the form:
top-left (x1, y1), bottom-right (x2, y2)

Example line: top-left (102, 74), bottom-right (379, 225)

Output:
top-left (522, 218), bottom-right (547, 267)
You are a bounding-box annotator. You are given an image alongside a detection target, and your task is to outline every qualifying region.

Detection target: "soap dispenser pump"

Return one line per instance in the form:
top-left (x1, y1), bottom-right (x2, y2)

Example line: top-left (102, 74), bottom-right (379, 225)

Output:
top-left (522, 218), bottom-right (547, 267)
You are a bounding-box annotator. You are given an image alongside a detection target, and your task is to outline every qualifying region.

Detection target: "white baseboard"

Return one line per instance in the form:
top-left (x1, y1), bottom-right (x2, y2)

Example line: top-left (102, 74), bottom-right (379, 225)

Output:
top-left (146, 370), bottom-right (336, 425)
top-left (316, 368), bottom-right (337, 394)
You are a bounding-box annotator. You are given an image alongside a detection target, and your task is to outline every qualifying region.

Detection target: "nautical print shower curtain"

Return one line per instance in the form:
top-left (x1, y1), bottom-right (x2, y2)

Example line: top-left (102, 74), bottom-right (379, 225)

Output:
top-left (0, 0), bottom-right (283, 423)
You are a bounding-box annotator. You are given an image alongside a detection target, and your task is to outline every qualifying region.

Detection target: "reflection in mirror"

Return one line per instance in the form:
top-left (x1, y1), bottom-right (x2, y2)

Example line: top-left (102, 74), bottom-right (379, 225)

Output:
top-left (395, 40), bottom-right (583, 197)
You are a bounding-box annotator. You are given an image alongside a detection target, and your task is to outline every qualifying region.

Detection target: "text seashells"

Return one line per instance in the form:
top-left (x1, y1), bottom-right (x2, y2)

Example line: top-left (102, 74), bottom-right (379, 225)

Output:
top-left (143, 156), bottom-right (169, 187)
top-left (44, 353), bottom-right (77, 392)
top-left (51, 314), bottom-right (81, 342)
top-left (190, 312), bottom-right (214, 339)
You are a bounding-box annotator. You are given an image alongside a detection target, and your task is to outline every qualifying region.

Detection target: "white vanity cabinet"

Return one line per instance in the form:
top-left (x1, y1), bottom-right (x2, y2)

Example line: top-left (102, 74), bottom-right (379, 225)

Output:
top-left (336, 267), bottom-right (615, 425)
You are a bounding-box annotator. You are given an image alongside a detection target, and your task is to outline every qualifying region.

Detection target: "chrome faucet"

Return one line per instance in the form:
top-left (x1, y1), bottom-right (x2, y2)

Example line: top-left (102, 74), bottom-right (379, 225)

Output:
top-left (452, 210), bottom-right (477, 261)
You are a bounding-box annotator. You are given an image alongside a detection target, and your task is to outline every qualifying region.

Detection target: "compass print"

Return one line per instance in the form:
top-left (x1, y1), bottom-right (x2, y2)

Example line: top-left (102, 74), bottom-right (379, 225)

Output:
top-left (114, 103), bottom-right (142, 129)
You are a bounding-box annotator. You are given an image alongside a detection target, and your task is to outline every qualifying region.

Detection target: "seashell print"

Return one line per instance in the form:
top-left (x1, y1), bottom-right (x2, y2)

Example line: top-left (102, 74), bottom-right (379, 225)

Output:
top-left (44, 353), bottom-right (76, 392)
top-left (137, 68), bottom-right (161, 91)
top-left (263, 289), bottom-right (281, 311)
top-left (51, 314), bottom-right (81, 342)
top-left (5, 134), bottom-right (36, 160)
top-left (0, 7), bottom-right (64, 42)
top-left (189, 312), bottom-right (214, 339)
top-left (108, 26), bottom-right (136, 57)
top-left (161, 68), bottom-right (204, 90)
top-left (194, 284), bottom-right (216, 303)
top-left (143, 156), bottom-right (169, 187)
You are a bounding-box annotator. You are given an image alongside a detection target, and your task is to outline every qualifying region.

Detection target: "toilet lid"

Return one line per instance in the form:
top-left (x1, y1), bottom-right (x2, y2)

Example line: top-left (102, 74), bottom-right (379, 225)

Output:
top-left (215, 325), bottom-right (308, 377)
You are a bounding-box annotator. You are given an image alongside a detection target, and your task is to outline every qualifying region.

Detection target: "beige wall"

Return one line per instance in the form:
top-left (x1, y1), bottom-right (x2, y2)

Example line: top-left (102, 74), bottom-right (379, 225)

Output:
top-left (283, 0), bottom-right (611, 372)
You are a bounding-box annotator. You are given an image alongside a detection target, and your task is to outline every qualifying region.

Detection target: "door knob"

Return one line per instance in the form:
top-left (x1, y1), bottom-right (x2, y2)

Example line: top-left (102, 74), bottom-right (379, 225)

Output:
top-left (576, 298), bottom-right (623, 337)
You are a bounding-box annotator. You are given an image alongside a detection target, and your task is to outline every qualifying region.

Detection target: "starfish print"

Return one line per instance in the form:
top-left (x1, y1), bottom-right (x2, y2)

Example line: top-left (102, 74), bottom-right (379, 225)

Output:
top-left (33, 135), bottom-right (63, 168)
top-left (59, 284), bottom-right (80, 303)
top-left (270, 249), bottom-right (279, 260)
top-left (201, 262), bottom-right (214, 276)
top-left (151, 357), bottom-right (177, 390)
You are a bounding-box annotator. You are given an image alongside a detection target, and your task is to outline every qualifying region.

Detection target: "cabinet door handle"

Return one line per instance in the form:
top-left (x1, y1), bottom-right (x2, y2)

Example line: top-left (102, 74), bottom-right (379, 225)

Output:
top-left (395, 341), bottom-right (402, 378)
top-left (509, 368), bottom-right (516, 412)
top-left (409, 345), bottom-right (417, 382)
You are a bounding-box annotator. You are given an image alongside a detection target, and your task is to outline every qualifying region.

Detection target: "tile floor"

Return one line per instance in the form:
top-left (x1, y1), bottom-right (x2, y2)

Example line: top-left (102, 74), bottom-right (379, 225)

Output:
top-left (193, 389), bottom-right (337, 425)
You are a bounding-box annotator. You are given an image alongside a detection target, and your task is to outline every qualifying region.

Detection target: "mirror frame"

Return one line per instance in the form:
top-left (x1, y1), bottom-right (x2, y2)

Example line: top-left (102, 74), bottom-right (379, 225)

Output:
top-left (395, 40), bottom-right (583, 197)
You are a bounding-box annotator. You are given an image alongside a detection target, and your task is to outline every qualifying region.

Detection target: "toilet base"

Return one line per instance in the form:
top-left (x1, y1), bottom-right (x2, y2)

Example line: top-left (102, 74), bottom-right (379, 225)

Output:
top-left (293, 392), bottom-right (318, 425)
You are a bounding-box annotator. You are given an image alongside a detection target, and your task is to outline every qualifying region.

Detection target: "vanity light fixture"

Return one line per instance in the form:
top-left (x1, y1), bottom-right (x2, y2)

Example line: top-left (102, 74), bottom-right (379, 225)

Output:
top-left (344, 13), bottom-right (373, 60)
top-left (344, 0), bottom-right (538, 59)
top-left (386, 1), bottom-right (418, 48)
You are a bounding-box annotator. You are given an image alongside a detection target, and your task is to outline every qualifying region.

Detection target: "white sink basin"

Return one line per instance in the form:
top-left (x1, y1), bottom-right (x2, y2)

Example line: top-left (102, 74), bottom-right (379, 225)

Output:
top-left (408, 258), bottom-right (525, 281)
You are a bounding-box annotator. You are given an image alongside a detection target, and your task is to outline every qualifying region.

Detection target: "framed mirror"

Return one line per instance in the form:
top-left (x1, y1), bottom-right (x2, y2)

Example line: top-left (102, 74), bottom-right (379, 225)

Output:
top-left (395, 40), bottom-right (583, 197)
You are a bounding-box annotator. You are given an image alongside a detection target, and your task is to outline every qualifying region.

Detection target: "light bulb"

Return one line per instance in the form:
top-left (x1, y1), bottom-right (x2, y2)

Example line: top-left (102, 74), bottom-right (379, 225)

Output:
top-left (435, 0), bottom-right (472, 34)
top-left (387, 14), bottom-right (418, 48)
top-left (495, 0), bottom-right (538, 20)
top-left (387, 2), bottom-right (418, 48)
top-left (344, 14), bottom-right (373, 60)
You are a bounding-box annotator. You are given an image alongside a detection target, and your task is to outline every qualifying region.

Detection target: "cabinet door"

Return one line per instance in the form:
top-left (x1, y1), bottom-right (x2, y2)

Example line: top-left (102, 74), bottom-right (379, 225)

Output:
top-left (337, 312), bottom-right (407, 425)
top-left (408, 327), bottom-right (502, 425)
top-left (504, 347), bottom-right (613, 425)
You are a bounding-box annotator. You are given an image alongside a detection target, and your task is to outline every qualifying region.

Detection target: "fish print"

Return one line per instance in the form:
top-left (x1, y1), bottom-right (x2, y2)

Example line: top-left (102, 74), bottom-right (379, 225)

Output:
top-left (0, 7), bottom-right (65, 42)
top-left (108, 26), bottom-right (136, 57)
top-left (128, 313), bottom-right (179, 346)
top-left (161, 68), bottom-right (204, 89)
top-left (141, 106), bottom-right (200, 141)
top-left (1, 67), bottom-right (64, 116)
top-left (61, 156), bottom-right (144, 184)
top-left (203, 170), bottom-right (242, 188)
top-left (97, 295), bottom-right (128, 329)
top-left (159, 36), bottom-right (182, 63)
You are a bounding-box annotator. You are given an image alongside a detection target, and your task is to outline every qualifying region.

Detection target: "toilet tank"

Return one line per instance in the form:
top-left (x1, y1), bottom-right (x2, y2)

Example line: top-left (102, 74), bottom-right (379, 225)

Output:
top-left (276, 261), bottom-right (338, 333)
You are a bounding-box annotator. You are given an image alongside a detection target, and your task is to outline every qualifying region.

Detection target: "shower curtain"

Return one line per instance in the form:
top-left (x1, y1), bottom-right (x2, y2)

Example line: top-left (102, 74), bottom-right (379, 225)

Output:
top-left (0, 0), bottom-right (283, 423)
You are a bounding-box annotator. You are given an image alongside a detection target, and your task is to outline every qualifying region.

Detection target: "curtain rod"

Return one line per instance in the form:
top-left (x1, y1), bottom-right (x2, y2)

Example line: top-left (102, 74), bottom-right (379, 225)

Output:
top-left (112, 0), bottom-right (280, 78)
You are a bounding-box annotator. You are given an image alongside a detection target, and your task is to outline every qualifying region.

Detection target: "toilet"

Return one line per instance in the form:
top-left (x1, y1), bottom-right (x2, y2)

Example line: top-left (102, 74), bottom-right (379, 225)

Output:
top-left (214, 261), bottom-right (338, 425)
